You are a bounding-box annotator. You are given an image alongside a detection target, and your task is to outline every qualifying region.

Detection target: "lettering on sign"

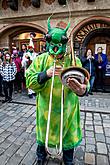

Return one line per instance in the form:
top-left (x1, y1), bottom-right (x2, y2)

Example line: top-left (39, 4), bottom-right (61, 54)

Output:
top-left (75, 22), bottom-right (109, 43)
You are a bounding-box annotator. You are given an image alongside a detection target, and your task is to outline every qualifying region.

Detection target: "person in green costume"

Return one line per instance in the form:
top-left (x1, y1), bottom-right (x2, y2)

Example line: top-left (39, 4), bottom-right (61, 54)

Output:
top-left (26, 18), bottom-right (89, 165)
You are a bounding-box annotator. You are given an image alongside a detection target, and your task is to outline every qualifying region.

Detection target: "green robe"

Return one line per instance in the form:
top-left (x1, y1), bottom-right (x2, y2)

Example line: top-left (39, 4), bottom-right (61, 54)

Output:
top-left (26, 52), bottom-right (83, 150)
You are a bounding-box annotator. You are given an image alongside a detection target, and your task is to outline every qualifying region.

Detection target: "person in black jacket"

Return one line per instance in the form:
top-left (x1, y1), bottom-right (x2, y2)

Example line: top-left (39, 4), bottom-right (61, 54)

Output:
top-left (81, 49), bottom-right (96, 95)
top-left (94, 47), bottom-right (108, 91)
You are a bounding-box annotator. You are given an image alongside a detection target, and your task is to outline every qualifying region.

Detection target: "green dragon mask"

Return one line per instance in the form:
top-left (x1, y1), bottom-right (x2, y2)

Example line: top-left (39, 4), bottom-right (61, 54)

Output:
top-left (45, 17), bottom-right (70, 57)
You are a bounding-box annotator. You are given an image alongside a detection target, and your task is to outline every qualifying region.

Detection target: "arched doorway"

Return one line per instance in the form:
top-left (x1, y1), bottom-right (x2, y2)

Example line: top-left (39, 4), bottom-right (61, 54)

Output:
top-left (0, 23), bottom-right (47, 52)
top-left (84, 28), bottom-right (110, 61)
top-left (71, 16), bottom-right (110, 90)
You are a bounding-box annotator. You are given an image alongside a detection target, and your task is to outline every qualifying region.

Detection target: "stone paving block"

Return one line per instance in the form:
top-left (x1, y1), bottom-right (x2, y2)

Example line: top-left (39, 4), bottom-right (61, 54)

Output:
top-left (101, 114), bottom-right (110, 120)
top-left (27, 109), bottom-right (35, 115)
top-left (7, 135), bottom-right (17, 142)
top-left (0, 121), bottom-right (5, 127)
top-left (1, 122), bottom-right (12, 130)
top-left (18, 132), bottom-right (29, 141)
top-left (97, 155), bottom-right (109, 165)
top-left (85, 131), bottom-right (94, 137)
top-left (31, 143), bottom-right (36, 152)
top-left (13, 121), bottom-right (22, 127)
top-left (0, 131), bottom-right (11, 138)
top-left (107, 144), bottom-right (110, 152)
top-left (94, 114), bottom-right (101, 120)
top-left (12, 127), bottom-right (26, 137)
top-left (81, 138), bottom-right (85, 145)
top-left (32, 113), bottom-right (36, 117)
top-left (74, 160), bottom-right (85, 165)
top-left (85, 120), bottom-right (93, 125)
top-left (18, 117), bottom-right (27, 123)
top-left (97, 142), bottom-right (107, 154)
top-left (80, 112), bottom-right (85, 116)
top-left (31, 119), bottom-right (36, 125)
top-left (23, 113), bottom-right (32, 118)
top-left (14, 138), bottom-right (25, 147)
top-left (75, 146), bottom-right (85, 161)
top-left (15, 112), bottom-right (25, 118)
top-left (8, 118), bottom-right (17, 124)
top-left (16, 142), bottom-right (31, 157)
top-left (0, 115), bottom-right (7, 122)
top-left (0, 148), bottom-right (5, 156)
top-left (0, 153), bottom-right (10, 165)
top-left (85, 153), bottom-right (95, 165)
top-left (106, 137), bottom-right (110, 144)
top-left (95, 133), bottom-right (105, 142)
top-left (28, 116), bottom-right (36, 123)
top-left (20, 150), bottom-right (36, 165)
top-left (86, 113), bottom-right (92, 117)
top-left (21, 121), bottom-right (31, 128)
top-left (47, 157), bottom-right (62, 165)
top-left (5, 153), bottom-right (23, 165)
top-left (94, 120), bottom-right (102, 125)
top-left (0, 139), bottom-right (12, 149)
top-left (14, 134), bottom-right (26, 146)
top-left (102, 119), bottom-right (110, 123)
top-left (103, 123), bottom-right (110, 128)
top-left (95, 126), bottom-right (103, 133)
top-left (7, 125), bottom-right (18, 132)
top-left (26, 125), bottom-right (35, 133)
top-left (0, 136), bottom-right (5, 143)
top-left (86, 114), bottom-right (93, 119)
top-left (86, 144), bottom-right (96, 153)
top-left (85, 125), bottom-right (94, 131)
top-left (86, 137), bottom-right (95, 145)
top-left (0, 128), bottom-right (5, 134)
top-left (5, 143), bottom-right (20, 157)
top-left (104, 128), bottom-right (110, 136)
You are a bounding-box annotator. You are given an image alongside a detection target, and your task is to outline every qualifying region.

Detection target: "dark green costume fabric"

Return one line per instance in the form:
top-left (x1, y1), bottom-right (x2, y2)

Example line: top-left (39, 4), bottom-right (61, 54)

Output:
top-left (26, 52), bottom-right (83, 150)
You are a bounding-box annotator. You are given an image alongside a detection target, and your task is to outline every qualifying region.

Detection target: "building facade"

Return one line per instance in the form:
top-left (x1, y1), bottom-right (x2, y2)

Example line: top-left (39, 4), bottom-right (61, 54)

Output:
top-left (0, 0), bottom-right (110, 88)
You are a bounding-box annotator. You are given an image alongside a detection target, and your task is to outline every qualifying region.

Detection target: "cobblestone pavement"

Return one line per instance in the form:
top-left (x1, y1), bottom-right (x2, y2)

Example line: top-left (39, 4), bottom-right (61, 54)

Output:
top-left (0, 92), bottom-right (110, 165)
top-left (3, 91), bottom-right (110, 113)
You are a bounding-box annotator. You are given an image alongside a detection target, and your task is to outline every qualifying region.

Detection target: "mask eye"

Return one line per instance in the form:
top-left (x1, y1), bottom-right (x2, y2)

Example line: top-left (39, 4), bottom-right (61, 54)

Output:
top-left (50, 42), bottom-right (54, 46)
top-left (45, 34), bottom-right (52, 42)
top-left (61, 36), bottom-right (68, 44)
top-left (58, 43), bottom-right (62, 47)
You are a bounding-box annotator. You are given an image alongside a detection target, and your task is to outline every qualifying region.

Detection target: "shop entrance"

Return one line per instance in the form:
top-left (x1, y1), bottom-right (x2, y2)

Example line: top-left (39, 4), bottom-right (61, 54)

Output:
top-left (0, 23), bottom-right (47, 53)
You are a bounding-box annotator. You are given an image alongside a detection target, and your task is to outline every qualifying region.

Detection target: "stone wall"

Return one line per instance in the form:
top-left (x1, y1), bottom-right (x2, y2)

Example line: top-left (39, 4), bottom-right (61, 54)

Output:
top-left (0, 0), bottom-right (110, 20)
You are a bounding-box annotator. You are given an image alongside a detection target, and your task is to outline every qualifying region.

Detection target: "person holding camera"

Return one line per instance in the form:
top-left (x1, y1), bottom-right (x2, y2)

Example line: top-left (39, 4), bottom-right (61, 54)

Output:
top-left (81, 49), bottom-right (96, 95)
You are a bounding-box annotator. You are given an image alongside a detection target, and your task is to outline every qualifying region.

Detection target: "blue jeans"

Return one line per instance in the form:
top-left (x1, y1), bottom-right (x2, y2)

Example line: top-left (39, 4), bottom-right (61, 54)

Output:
top-left (36, 145), bottom-right (74, 165)
top-left (89, 76), bottom-right (95, 92)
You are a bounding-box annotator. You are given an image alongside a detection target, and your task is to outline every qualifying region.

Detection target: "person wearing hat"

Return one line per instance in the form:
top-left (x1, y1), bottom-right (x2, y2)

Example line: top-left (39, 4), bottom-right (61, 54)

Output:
top-left (22, 44), bottom-right (37, 98)
top-left (26, 18), bottom-right (89, 165)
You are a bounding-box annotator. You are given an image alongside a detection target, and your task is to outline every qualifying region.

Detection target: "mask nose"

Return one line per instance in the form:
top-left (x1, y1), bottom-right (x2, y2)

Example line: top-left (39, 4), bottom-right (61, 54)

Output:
top-left (53, 46), bottom-right (58, 53)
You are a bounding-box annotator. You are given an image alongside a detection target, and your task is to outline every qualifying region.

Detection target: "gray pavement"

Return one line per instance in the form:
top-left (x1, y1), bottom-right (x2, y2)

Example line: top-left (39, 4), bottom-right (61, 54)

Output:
top-left (0, 92), bottom-right (110, 165)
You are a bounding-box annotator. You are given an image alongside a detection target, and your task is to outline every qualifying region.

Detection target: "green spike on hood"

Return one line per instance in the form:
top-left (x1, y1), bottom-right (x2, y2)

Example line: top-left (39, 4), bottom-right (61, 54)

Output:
top-left (47, 17), bottom-right (51, 32)
top-left (64, 22), bottom-right (70, 32)
top-left (47, 16), bottom-right (70, 33)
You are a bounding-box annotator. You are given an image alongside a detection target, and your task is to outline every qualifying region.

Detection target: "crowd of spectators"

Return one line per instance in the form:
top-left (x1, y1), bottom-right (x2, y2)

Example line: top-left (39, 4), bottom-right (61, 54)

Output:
top-left (0, 45), bottom-right (108, 103)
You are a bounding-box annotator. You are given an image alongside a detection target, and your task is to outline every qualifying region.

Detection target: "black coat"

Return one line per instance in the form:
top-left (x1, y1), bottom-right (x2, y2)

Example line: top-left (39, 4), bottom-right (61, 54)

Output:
top-left (81, 57), bottom-right (96, 76)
